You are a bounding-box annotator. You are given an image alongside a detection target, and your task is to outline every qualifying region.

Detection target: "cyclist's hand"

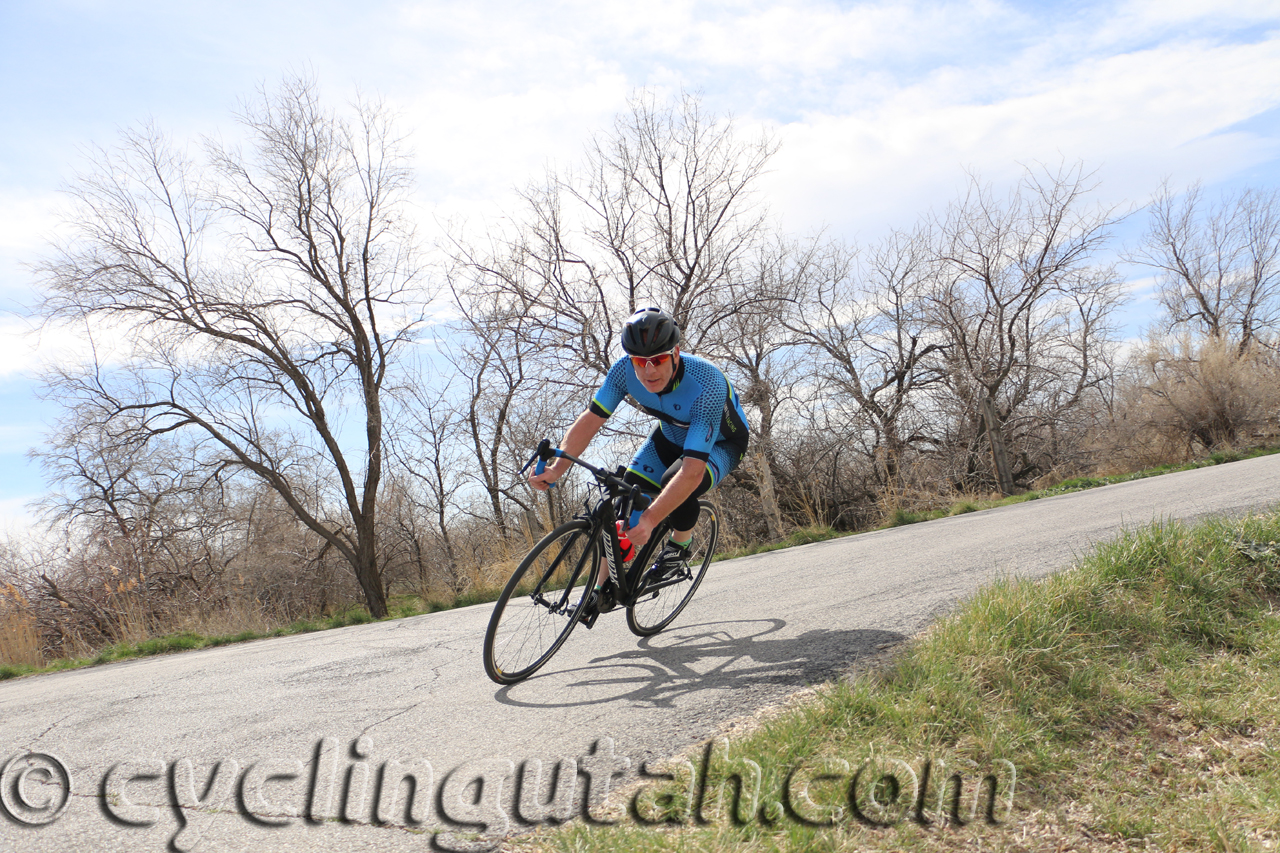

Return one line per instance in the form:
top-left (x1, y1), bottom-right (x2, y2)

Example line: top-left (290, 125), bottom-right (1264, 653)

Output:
top-left (528, 468), bottom-right (557, 491)
top-left (627, 515), bottom-right (657, 550)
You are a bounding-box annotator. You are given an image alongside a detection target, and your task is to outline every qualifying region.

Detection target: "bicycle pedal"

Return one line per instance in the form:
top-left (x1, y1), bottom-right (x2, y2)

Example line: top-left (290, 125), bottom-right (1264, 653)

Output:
top-left (595, 581), bottom-right (617, 614)
top-left (569, 592), bottom-right (600, 628)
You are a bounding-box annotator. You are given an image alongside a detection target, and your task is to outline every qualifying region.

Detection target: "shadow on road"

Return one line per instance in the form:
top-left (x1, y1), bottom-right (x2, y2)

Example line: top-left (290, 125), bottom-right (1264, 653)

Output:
top-left (493, 618), bottom-right (906, 708)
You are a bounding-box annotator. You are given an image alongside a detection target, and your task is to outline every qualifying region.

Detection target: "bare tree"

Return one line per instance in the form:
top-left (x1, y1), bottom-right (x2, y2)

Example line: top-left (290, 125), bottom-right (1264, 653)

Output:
top-left (435, 90), bottom-right (781, 546)
top-left (386, 375), bottom-right (473, 595)
top-left (1119, 182), bottom-right (1280, 457)
top-left (449, 207), bottom-right (620, 385)
top-left (784, 229), bottom-right (946, 493)
top-left (37, 76), bottom-right (427, 618)
top-left (1113, 332), bottom-right (1280, 457)
top-left (703, 238), bottom-right (813, 539)
top-left (571, 90), bottom-right (778, 339)
top-left (928, 164), bottom-right (1124, 494)
top-left (1130, 181), bottom-right (1280, 352)
top-left (443, 281), bottom-right (556, 538)
top-left (450, 90), bottom-right (779, 385)
top-left (25, 411), bottom-right (244, 643)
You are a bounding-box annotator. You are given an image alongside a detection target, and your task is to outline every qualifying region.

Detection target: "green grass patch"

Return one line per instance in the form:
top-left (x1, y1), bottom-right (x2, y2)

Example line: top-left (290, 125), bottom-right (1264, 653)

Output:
top-left (870, 443), bottom-right (1280, 526)
top-left (0, 599), bottom-right (452, 680)
top-left (526, 511), bottom-right (1280, 852)
top-left (718, 525), bottom-right (844, 560)
top-left (888, 507), bottom-right (930, 527)
top-left (1029, 445), bottom-right (1280, 501)
top-left (0, 663), bottom-right (35, 680)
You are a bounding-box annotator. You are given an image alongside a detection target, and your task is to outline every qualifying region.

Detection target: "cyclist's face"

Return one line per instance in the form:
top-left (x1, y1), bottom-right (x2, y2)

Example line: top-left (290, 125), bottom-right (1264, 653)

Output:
top-left (635, 347), bottom-right (679, 393)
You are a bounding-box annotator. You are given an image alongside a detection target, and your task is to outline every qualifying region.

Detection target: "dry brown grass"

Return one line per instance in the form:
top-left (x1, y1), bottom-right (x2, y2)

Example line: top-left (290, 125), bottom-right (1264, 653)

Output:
top-left (1115, 335), bottom-right (1280, 462)
top-left (174, 595), bottom-right (278, 638)
top-left (0, 595), bottom-right (44, 669)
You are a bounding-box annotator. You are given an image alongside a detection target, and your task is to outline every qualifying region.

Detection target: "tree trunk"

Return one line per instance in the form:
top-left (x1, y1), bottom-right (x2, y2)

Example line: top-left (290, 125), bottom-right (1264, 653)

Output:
top-left (750, 450), bottom-right (786, 540)
top-left (354, 526), bottom-right (389, 618)
top-left (980, 395), bottom-right (1015, 496)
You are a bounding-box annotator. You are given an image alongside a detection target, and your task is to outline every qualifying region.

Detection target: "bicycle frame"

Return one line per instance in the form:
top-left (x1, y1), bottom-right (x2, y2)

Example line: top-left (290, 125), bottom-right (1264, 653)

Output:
top-left (485, 440), bottom-right (717, 684)
top-left (525, 439), bottom-right (675, 604)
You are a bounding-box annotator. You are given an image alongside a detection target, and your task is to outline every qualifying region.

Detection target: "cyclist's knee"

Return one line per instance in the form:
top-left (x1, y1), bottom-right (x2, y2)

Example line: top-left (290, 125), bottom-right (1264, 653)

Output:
top-left (667, 497), bottom-right (702, 531)
top-left (659, 460), bottom-right (713, 493)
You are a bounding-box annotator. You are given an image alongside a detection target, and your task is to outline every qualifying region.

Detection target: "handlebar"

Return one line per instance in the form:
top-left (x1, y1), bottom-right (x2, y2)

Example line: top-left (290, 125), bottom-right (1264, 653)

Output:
top-left (521, 438), bottom-right (651, 524)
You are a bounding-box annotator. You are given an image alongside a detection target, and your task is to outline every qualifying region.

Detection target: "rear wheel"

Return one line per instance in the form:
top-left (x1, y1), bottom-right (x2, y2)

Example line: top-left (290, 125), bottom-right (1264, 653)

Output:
top-left (483, 520), bottom-right (599, 685)
top-left (626, 500), bottom-right (718, 637)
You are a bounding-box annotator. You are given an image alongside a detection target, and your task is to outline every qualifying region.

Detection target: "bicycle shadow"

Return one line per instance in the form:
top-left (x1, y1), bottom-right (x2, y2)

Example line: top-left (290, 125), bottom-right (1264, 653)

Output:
top-left (492, 618), bottom-right (906, 709)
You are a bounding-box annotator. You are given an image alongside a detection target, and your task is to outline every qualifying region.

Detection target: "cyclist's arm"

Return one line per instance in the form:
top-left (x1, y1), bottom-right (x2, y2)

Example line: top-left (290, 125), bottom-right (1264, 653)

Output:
top-left (528, 409), bottom-right (607, 491)
top-left (627, 457), bottom-right (704, 548)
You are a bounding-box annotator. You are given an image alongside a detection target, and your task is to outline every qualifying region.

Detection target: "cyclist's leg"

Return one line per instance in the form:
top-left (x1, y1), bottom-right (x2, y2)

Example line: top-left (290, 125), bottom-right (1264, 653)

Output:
top-left (660, 439), bottom-right (743, 541)
top-left (657, 459), bottom-right (711, 540)
top-left (626, 457), bottom-right (726, 638)
top-left (584, 430), bottom-right (676, 595)
top-left (622, 427), bottom-right (675, 499)
top-left (619, 429), bottom-right (687, 560)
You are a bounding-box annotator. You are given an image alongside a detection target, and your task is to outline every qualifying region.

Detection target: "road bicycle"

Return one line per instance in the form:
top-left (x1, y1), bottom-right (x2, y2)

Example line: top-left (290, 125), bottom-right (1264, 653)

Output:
top-left (482, 439), bottom-right (719, 685)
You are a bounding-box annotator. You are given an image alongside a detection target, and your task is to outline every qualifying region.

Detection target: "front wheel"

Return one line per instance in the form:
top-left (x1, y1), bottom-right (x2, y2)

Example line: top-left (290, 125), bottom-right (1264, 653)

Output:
top-left (626, 500), bottom-right (718, 637)
top-left (483, 520), bottom-right (599, 685)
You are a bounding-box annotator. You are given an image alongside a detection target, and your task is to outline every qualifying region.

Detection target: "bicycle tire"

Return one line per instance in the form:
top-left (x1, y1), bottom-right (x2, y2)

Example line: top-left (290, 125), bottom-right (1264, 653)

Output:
top-left (483, 519), bottom-right (600, 685)
top-left (626, 500), bottom-right (718, 637)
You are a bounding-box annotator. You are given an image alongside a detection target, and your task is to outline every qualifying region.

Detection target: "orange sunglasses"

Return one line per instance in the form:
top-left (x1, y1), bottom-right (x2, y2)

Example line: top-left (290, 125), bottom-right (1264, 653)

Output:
top-left (629, 348), bottom-right (676, 369)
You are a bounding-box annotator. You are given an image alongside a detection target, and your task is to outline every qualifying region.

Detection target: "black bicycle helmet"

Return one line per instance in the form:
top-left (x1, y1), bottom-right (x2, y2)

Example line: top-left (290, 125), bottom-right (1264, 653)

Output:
top-left (621, 306), bottom-right (681, 356)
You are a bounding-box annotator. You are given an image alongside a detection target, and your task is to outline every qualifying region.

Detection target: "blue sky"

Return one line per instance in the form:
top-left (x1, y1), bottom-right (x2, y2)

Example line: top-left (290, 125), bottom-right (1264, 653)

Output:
top-left (2, 0), bottom-right (1280, 532)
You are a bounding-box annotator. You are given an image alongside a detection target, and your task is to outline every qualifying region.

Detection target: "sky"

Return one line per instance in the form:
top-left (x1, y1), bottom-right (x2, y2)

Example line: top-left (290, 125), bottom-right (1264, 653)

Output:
top-left (2, 0), bottom-right (1279, 532)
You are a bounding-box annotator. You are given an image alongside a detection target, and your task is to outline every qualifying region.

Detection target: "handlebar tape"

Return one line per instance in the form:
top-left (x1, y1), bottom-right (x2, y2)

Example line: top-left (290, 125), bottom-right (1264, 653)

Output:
top-left (533, 446), bottom-right (561, 487)
top-left (628, 492), bottom-right (651, 527)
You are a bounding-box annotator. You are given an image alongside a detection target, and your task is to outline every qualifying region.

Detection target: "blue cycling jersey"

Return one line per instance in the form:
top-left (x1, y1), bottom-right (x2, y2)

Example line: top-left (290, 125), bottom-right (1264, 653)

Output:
top-left (589, 353), bottom-right (750, 462)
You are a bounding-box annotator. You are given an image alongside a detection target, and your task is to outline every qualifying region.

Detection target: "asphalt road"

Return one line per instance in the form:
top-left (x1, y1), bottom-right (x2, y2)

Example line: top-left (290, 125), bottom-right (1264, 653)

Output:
top-left (1, 454), bottom-right (1276, 852)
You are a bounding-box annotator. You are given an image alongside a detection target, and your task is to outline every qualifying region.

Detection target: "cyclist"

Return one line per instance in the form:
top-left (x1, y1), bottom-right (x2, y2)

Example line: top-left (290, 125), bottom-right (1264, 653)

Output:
top-left (528, 306), bottom-right (750, 621)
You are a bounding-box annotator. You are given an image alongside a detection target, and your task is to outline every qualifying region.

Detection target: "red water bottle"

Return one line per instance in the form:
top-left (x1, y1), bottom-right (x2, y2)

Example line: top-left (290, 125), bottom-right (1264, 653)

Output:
top-left (616, 521), bottom-right (635, 562)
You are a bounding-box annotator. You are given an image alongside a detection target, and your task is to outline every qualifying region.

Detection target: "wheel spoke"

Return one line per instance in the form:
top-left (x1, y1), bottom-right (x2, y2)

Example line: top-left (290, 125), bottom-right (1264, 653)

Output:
top-left (483, 522), bottom-right (598, 684)
top-left (626, 501), bottom-right (717, 636)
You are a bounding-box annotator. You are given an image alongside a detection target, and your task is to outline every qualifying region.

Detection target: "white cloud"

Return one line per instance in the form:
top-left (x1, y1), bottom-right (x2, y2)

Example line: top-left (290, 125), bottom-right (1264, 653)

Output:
top-left (758, 31), bottom-right (1280, 237)
top-left (0, 316), bottom-right (123, 381)
top-left (0, 191), bottom-right (63, 306)
top-left (401, 77), bottom-right (631, 218)
top-left (3, 0), bottom-right (1280, 531)
top-left (1107, 0), bottom-right (1280, 38)
top-left (0, 495), bottom-right (43, 539)
top-left (325, 1), bottom-right (1280, 246)
top-left (0, 192), bottom-right (60, 255)
top-left (0, 320), bottom-right (43, 380)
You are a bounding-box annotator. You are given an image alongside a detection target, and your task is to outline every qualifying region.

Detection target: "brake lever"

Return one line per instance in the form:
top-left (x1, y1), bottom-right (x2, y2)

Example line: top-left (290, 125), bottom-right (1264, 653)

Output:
top-left (522, 439), bottom-right (559, 488)
top-left (628, 485), bottom-right (650, 527)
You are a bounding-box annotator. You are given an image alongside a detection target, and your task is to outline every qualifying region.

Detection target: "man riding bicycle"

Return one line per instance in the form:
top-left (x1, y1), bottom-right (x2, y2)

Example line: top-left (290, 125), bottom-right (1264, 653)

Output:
top-left (528, 306), bottom-right (750, 621)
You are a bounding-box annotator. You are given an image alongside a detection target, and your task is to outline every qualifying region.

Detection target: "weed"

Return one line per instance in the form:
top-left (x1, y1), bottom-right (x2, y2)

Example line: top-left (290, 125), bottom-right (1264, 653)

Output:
top-left (530, 510), bottom-right (1280, 853)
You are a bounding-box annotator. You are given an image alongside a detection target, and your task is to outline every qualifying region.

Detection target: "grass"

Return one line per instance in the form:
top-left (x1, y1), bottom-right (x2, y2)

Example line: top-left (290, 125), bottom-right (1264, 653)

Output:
top-left (718, 524), bottom-right (847, 560)
top-left (0, 584), bottom-right (534, 680)
top-left (0, 598), bottom-right (443, 680)
top-left (519, 511), bottom-right (1280, 852)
